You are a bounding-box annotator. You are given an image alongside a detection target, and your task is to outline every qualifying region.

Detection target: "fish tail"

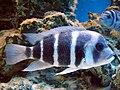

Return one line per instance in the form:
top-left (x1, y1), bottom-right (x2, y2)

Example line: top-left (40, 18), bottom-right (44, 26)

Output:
top-left (5, 44), bottom-right (33, 65)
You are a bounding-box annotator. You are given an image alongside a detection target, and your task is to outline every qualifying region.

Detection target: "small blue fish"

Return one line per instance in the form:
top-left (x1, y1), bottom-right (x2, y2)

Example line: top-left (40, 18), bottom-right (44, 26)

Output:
top-left (100, 9), bottom-right (120, 32)
top-left (5, 26), bottom-right (115, 75)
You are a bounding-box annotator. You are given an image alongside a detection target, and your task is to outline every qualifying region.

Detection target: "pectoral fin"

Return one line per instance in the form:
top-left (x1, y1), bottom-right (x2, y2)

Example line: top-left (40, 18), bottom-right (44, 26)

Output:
top-left (22, 61), bottom-right (52, 71)
top-left (55, 67), bottom-right (80, 76)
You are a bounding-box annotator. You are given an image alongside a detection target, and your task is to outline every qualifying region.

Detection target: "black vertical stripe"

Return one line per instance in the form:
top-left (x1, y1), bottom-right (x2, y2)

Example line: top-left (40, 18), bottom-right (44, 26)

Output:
top-left (33, 43), bottom-right (41, 59)
top-left (75, 33), bottom-right (91, 66)
top-left (25, 47), bottom-right (31, 58)
top-left (113, 10), bottom-right (117, 28)
top-left (109, 10), bottom-right (116, 27)
top-left (58, 32), bottom-right (71, 65)
top-left (43, 36), bottom-right (55, 64)
top-left (116, 10), bottom-right (119, 21)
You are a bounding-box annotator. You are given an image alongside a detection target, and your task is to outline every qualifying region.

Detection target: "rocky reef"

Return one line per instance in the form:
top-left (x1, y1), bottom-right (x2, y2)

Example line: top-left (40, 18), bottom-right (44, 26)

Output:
top-left (111, 65), bottom-right (120, 90)
top-left (0, 0), bottom-right (120, 90)
top-left (0, 0), bottom-right (78, 30)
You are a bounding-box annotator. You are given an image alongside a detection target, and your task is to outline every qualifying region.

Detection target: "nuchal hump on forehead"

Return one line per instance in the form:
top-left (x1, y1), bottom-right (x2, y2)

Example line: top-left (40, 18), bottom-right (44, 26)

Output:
top-left (5, 26), bottom-right (115, 75)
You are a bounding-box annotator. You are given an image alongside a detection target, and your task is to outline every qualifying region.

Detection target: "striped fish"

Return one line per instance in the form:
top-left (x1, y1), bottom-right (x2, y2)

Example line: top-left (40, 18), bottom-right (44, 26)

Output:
top-left (5, 26), bottom-right (115, 75)
top-left (99, 9), bottom-right (120, 32)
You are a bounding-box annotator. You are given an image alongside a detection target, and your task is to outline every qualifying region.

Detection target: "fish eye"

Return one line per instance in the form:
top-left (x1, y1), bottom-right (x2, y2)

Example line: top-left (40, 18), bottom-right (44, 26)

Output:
top-left (95, 43), bottom-right (104, 51)
top-left (107, 14), bottom-right (111, 19)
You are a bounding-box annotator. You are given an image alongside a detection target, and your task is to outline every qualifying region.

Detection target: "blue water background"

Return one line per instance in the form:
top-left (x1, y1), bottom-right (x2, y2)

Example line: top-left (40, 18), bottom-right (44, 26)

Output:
top-left (75, 0), bottom-right (111, 22)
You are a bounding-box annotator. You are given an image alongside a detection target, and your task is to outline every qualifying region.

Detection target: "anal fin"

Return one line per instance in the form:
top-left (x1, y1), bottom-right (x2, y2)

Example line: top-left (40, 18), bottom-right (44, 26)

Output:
top-left (55, 67), bottom-right (80, 76)
top-left (22, 61), bottom-right (52, 71)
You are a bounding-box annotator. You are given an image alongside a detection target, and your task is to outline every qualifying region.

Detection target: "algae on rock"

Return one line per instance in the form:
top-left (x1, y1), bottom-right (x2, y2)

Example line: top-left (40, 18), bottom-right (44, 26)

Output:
top-left (20, 11), bottom-right (83, 33)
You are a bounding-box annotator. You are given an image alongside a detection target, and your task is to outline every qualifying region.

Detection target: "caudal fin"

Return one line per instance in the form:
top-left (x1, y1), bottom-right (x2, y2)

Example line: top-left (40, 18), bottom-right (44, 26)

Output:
top-left (5, 44), bottom-right (30, 65)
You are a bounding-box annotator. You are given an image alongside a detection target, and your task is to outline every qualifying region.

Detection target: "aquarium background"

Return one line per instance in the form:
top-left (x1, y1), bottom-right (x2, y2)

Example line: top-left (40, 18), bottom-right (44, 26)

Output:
top-left (0, 0), bottom-right (120, 89)
top-left (75, 0), bottom-right (111, 22)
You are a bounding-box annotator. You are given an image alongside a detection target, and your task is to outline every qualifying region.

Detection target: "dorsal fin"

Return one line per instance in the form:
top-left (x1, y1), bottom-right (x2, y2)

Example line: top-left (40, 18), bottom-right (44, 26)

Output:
top-left (23, 26), bottom-right (85, 45)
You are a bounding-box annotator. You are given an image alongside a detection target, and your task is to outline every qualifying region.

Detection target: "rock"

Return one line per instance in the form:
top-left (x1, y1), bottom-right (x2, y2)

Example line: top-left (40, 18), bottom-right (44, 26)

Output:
top-left (88, 12), bottom-right (100, 20)
top-left (25, 69), bottom-right (92, 90)
top-left (110, 30), bottom-right (120, 41)
top-left (0, 77), bottom-right (66, 90)
top-left (111, 0), bottom-right (120, 6)
top-left (61, 73), bottom-right (92, 90)
top-left (105, 6), bottom-right (120, 11)
top-left (17, 0), bottom-right (77, 19)
top-left (32, 83), bottom-right (66, 90)
top-left (82, 20), bottom-right (104, 34)
top-left (111, 65), bottom-right (120, 90)
top-left (42, 11), bottom-right (79, 29)
top-left (0, 0), bottom-right (78, 30)
top-left (0, 77), bottom-right (32, 90)
top-left (20, 11), bottom-right (83, 33)
top-left (0, 0), bottom-right (17, 30)
top-left (20, 18), bottom-right (44, 33)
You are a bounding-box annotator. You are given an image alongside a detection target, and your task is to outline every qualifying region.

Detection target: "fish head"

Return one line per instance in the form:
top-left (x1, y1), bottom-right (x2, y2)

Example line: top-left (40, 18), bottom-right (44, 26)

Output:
top-left (99, 10), bottom-right (114, 28)
top-left (83, 31), bottom-right (115, 68)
